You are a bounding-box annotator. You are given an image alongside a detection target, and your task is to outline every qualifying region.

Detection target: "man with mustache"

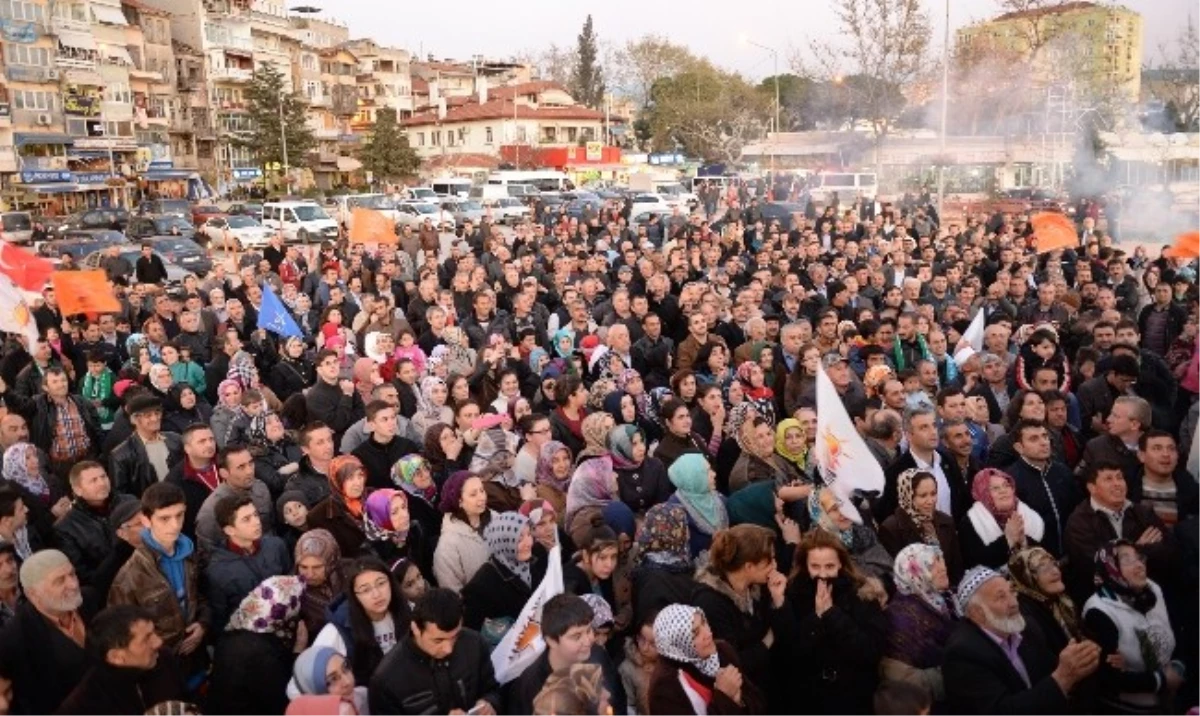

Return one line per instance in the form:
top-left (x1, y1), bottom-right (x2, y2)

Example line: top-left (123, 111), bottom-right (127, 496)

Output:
top-left (0, 549), bottom-right (91, 713)
top-left (944, 566), bottom-right (1100, 713)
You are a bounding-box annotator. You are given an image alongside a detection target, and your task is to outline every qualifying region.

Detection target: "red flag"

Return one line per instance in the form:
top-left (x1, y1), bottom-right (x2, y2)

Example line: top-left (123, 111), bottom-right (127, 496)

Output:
top-left (0, 241), bottom-right (55, 291)
top-left (1164, 231), bottom-right (1200, 259)
top-left (1030, 212), bottom-right (1077, 254)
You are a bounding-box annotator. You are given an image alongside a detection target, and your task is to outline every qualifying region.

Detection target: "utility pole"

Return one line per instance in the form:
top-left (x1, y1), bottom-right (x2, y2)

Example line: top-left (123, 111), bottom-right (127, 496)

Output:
top-left (742, 37), bottom-right (779, 174)
top-left (937, 0), bottom-right (949, 220)
top-left (279, 99), bottom-right (290, 194)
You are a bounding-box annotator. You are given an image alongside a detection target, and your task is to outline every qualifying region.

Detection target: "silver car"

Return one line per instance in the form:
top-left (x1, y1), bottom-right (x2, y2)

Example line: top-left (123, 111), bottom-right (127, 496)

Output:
top-left (441, 198), bottom-right (485, 228)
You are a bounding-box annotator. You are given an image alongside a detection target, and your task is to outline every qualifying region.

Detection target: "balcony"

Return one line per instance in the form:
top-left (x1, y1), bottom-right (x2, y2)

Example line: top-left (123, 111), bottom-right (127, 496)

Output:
top-left (51, 16), bottom-right (90, 34)
top-left (0, 148), bottom-right (16, 173)
top-left (205, 28), bottom-right (255, 52)
top-left (0, 103), bottom-right (10, 127)
top-left (17, 155), bottom-right (68, 170)
top-left (307, 95), bottom-right (331, 108)
top-left (209, 66), bottom-right (253, 82)
top-left (313, 127), bottom-right (340, 139)
top-left (56, 54), bottom-right (97, 70)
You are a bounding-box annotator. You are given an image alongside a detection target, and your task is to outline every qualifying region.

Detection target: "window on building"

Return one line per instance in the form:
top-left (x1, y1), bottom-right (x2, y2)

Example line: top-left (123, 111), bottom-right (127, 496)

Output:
top-left (541, 126), bottom-right (557, 143)
top-left (417, 132), bottom-right (424, 146)
top-left (447, 131), bottom-right (455, 147)
top-left (485, 127), bottom-right (493, 144)
top-left (565, 127), bottom-right (577, 142)
top-left (302, 54), bottom-right (317, 71)
top-left (4, 44), bottom-right (49, 67)
top-left (516, 126), bottom-right (526, 142)
top-left (432, 131), bottom-right (440, 146)
top-left (581, 126), bottom-right (595, 141)
top-left (104, 83), bottom-right (131, 104)
top-left (0, 0), bottom-right (46, 22)
top-left (14, 90), bottom-right (54, 111)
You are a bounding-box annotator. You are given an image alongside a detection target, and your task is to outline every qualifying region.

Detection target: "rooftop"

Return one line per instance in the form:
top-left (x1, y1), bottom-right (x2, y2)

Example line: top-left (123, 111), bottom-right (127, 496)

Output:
top-left (402, 99), bottom-right (603, 127)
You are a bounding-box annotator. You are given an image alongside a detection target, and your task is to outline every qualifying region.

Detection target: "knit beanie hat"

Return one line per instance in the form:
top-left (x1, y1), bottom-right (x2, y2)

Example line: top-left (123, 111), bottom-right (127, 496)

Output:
top-left (956, 565), bottom-right (1001, 617)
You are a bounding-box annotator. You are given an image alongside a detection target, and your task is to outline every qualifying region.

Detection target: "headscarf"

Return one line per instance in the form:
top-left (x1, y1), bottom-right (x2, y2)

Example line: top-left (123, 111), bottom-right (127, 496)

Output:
top-left (897, 468), bottom-right (939, 545)
top-left (634, 503), bottom-right (691, 569)
top-left (726, 479), bottom-right (777, 528)
top-left (416, 376), bottom-right (447, 422)
top-left (1094, 539), bottom-right (1159, 614)
top-left (470, 427), bottom-right (521, 488)
top-left (535, 440), bottom-right (572, 493)
top-left (327, 455), bottom-right (365, 518)
top-left (588, 377), bottom-right (616, 412)
top-left (439, 327), bottom-right (476, 375)
top-left (808, 486), bottom-right (853, 548)
top-left (552, 327), bottom-right (576, 358)
top-left (893, 543), bottom-right (952, 616)
top-left (564, 455), bottom-right (616, 527)
top-left (391, 455), bottom-right (436, 504)
top-left (438, 470), bottom-right (473, 514)
top-left (293, 528), bottom-right (342, 588)
top-left (602, 390), bottom-right (629, 425)
top-left (735, 360), bottom-right (758, 387)
top-left (227, 350), bottom-right (257, 389)
top-left (528, 347), bottom-right (549, 374)
top-left (125, 332), bottom-right (147, 357)
top-left (578, 413), bottom-right (613, 462)
top-left (292, 645), bottom-right (338, 695)
top-left (3, 442), bottom-right (48, 498)
top-left (364, 331), bottom-right (388, 363)
top-left (1008, 547), bottom-right (1081, 640)
top-left (773, 418), bottom-right (807, 472)
top-left (725, 401), bottom-right (758, 440)
top-left (148, 363), bottom-right (173, 393)
top-left (971, 468), bottom-right (1019, 527)
top-left (667, 453), bottom-right (727, 536)
top-left (581, 593), bottom-right (614, 629)
top-left (247, 410), bottom-right (270, 449)
top-left (615, 369), bottom-right (648, 416)
top-left (484, 511), bottom-right (532, 587)
top-left (532, 663), bottom-right (607, 716)
top-left (225, 574), bottom-right (305, 641)
top-left (644, 387), bottom-right (673, 428)
top-left (653, 605), bottom-right (720, 677)
top-left (363, 489), bottom-right (409, 546)
top-left (352, 358), bottom-right (377, 405)
top-left (607, 425), bottom-right (644, 470)
top-left (423, 423), bottom-right (453, 475)
top-left (863, 364), bottom-right (895, 398)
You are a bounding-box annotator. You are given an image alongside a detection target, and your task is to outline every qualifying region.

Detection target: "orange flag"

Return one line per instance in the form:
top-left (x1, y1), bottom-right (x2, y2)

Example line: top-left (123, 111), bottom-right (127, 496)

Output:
top-left (348, 207), bottom-right (398, 244)
top-left (1164, 231), bottom-right (1200, 259)
top-left (1030, 212), bottom-right (1078, 254)
top-left (51, 270), bottom-right (122, 315)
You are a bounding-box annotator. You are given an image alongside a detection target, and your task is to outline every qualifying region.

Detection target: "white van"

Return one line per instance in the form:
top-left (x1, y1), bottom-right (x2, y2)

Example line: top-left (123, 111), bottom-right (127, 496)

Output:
top-left (430, 177), bottom-right (473, 198)
top-left (808, 172), bottom-right (878, 203)
top-left (327, 194), bottom-right (399, 230)
top-left (262, 201), bottom-right (340, 243)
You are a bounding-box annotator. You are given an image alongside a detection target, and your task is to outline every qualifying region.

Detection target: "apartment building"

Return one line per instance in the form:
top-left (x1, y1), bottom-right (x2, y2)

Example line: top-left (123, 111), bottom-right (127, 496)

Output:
top-left (1, 0), bottom-right (58, 183)
top-left (309, 44), bottom-right (359, 189)
top-left (345, 37), bottom-right (413, 134)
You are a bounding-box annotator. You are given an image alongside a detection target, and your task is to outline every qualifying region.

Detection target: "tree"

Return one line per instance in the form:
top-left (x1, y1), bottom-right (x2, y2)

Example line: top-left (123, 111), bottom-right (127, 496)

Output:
top-left (1144, 16), bottom-right (1199, 132)
top-left (238, 64), bottom-right (315, 182)
top-left (613, 35), bottom-right (698, 108)
top-left (359, 108), bottom-right (419, 182)
top-left (513, 43), bottom-right (574, 87)
top-left (796, 0), bottom-right (931, 164)
top-left (757, 74), bottom-right (818, 131)
top-left (570, 15), bottom-right (605, 108)
top-left (644, 61), bottom-right (768, 162)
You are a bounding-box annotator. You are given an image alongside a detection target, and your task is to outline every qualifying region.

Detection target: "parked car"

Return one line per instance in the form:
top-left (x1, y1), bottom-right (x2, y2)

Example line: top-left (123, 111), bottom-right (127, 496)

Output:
top-left (407, 187), bottom-right (438, 202)
top-left (81, 244), bottom-right (194, 284)
top-left (126, 214), bottom-right (198, 242)
top-left (142, 236), bottom-right (212, 276)
top-left (482, 197), bottom-right (531, 225)
top-left (262, 201), bottom-right (339, 243)
top-left (191, 204), bottom-right (225, 227)
top-left (395, 201), bottom-right (453, 231)
top-left (138, 198), bottom-right (191, 218)
top-left (629, 193), bottom-right (673, 215)
top-left (0, 211), bottom-right (33, 244)
top-left (38, 230), bottom-right (126, 260)
top-left (200, 215), bottom-right (274, 251)
top-left (441, 198), bottom-right (485, 228)
top-left (45, 207), bottom-right (130, 236)
top-left (226, 202), bottom-right (264, 221)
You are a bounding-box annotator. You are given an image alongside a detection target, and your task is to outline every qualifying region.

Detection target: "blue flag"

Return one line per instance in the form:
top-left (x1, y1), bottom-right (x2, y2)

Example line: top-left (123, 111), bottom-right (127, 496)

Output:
top-left (257, 284), bottom-right (302, 339)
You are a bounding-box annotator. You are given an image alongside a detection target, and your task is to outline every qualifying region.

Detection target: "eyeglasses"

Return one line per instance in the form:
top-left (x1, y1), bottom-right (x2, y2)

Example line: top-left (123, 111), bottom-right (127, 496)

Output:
top-left (354, 579), bottom-right (390, 597)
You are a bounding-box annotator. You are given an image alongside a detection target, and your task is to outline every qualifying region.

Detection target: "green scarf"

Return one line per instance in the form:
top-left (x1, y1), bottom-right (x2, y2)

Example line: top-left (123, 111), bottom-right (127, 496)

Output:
top-left (892, 334), bottom-right (931, 372)
top-left (82, 368), bottom-right (115, 424)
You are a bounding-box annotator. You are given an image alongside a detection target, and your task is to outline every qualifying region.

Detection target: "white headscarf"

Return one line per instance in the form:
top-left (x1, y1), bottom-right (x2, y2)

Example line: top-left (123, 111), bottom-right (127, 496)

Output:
top-left (653, 604), bottom-right (720, 678)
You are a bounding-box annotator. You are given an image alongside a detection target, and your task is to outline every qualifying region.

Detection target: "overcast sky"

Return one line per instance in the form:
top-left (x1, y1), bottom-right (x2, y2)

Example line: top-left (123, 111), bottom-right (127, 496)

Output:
top-left (322, 0), bottom-right (1191, 80)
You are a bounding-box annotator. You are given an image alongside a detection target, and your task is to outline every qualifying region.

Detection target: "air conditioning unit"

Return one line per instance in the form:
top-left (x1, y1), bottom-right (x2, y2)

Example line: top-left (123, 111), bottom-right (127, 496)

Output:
top-left (46, 69), bottom-right (61, 80)
top-left (36, 113), bottom-right (53, 125)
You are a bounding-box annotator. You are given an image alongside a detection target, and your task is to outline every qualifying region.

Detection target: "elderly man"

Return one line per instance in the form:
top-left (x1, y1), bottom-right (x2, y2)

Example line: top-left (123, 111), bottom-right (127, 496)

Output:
top-left (0, 550), bottom-right (92, 714)
top-left (944, 566), bottom-right (1100, 714)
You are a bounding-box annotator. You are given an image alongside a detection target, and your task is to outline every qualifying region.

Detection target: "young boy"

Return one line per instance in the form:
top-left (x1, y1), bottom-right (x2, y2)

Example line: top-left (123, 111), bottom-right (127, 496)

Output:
top-left (509, 593), bottom-right (625, 715)
top-left (81, 352), bottom-right (118, 430)
top-left (108, 482), bottom-right (209, 692)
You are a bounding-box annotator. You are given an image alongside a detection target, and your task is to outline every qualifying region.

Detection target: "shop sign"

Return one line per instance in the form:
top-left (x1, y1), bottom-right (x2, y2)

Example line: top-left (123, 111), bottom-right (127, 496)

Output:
top-left (74, 171), bottom-right (111, 184)
top-left (20, 169), bottom-right (72, 183)
top-left (232, 167), bottom-right (262, 180)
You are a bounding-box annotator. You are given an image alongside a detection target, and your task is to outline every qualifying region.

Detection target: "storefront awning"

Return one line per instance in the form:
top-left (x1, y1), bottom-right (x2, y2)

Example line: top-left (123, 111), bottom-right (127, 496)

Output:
top-left (28, 184), bottom-right (82, 194)
top-left (14, 133), bottom-right (74, 147)
top-left (100, 44), bottom-right (133, 64)
top-left (142, 169), bottom-right (194, 180)
top-left (91, 3), bottom-right (128, 25)
top-left (336, 157), bottom-right (362, 172)
top-left (57, 30), bottom-right (96, 51)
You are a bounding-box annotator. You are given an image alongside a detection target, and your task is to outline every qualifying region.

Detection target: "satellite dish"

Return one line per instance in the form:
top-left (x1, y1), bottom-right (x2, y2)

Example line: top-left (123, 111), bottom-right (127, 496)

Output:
top-left (289, 5), bottom-right (321, 12)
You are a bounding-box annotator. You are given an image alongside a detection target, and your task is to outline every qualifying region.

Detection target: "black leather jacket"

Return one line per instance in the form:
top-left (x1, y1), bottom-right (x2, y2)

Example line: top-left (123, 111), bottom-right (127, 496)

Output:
top-left (109, 431), bottom-right (184, 498)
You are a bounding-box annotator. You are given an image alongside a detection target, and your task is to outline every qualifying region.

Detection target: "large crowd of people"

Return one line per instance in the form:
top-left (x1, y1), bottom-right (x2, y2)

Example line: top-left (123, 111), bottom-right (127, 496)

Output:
top-left (0, 187), bottom-right (1195, 715)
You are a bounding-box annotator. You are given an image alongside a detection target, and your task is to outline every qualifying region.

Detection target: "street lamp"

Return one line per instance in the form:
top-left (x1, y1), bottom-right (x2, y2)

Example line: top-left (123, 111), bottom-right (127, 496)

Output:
top-left (938, 0), bottom-right (949, 220)
top-left (739, 34), bottom-right (780, 172)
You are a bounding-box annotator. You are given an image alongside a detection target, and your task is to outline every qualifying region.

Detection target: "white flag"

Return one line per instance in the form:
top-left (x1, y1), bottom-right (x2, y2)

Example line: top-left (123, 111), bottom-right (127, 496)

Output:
top-left (491, 544), bottom-right (565, 684)
top-left (0, 276), bottom-right (39, 350)
top-left (953, 308), bottom-right (986, 366)
top-left (813, 366), bottom-right (885, 523)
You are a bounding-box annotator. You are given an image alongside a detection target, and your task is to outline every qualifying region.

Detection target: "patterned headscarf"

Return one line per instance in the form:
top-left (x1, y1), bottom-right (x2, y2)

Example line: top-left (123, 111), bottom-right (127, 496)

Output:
top-left (148, 363), bottom-right (173, 393)
top-left (897, 468), bottom-right (939, 545)
top-left (227, 350), bottom-right (257, 390)
top-left (470, 427), bottom-right (521, 488)
top-left (634, 503), bottom-right (691, 569)
top-left (893, 543), bottom-right (952, 616)
top-left (1008, 547), bottom-right (1081, 640)
top-left (668, 453), bottom-right (727, 536)
top-left (808, 487), bottom-right (853, 548)
top-left (536, 441), bottom-right (573, 493)
top-left (773, 418), bottom-right (807, 472)
top-left (226, 575), bottom-right (305, 641)
top-left (391, 455), bottom-right (436, 504)
top-left (725, 401), bottom-right (759, 440)
top-left (615, 369), bottom-right (648, 416)
top-left (363, 489), bottom-right (409, 546)
top-left (327, 455), bottom-right (365, 518)
top-left (607, 425), bottom-right (644, 469)
top-left (417, 376), bottom-right (448, 422)
top-left (579, 413), bottom-right (614, 461)
top-left (532, 663), bottom-right (607, 716)
top-left (581, 593), bottom-right (614, 629)
top-left (3, 442), bottom-right (48, 498)
top-left (588, 377), bottom-right (616, 412)
top-left (485, 511), bottom-right (532, 587)
top-left (654, 605), bottom-right (720, 677)
top-left (294, 528), bottom-right (341, 580)
top-left (863, 364), bottom-right (895, 398)
top-left (247, 410), bottom-right (271, 449)
top-left (1094, 539), bottom-right (1159, 614)
top-left (735, 360), bottom-right (759, 387)
top-left (971, 468), bottom-right (1019, 527)
top-left (564, 455), bottom-right (617, 528)
top-left (644, 387), bottom-right (674, 428)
